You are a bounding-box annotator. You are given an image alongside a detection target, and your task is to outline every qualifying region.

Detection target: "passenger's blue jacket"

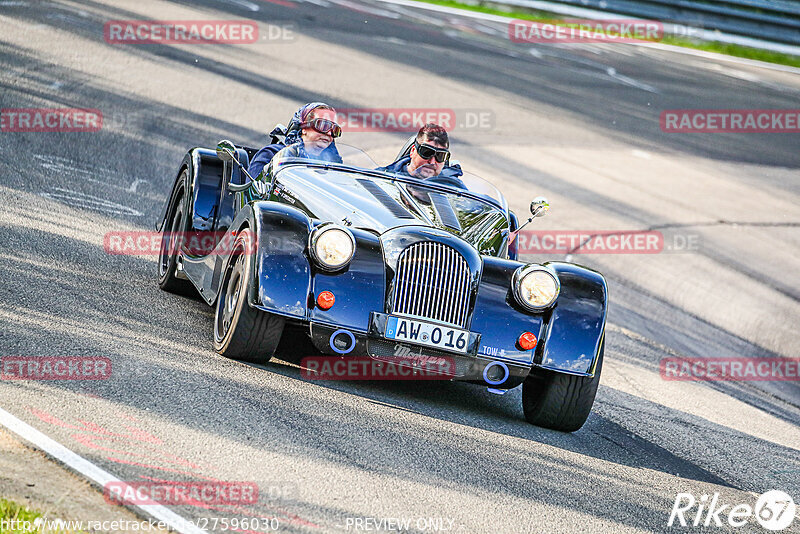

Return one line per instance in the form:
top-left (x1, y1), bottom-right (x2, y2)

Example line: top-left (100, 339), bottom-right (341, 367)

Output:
top-left (247, 143), bottom-right (284, 179)
top-left (376, 156), bottom-right (467, 189)
top-left (248, 141), bottom-right (343, 179)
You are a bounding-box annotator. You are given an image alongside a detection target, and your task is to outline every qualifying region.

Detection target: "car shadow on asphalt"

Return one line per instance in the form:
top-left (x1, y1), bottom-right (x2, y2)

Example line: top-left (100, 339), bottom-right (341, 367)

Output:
top-left (4, 240), bottom-right (799, 531)
top-left (2, 225), bottom-right (795, 496)
top-left (260, 352), bottom-right (784, 494)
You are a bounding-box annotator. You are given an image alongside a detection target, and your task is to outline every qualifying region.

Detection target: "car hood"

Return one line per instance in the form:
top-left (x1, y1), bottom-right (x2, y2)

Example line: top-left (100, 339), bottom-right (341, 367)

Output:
top-left (272, 165), bottom-right (442, 232)
top-left (270, 165), bottom-right (508, 251)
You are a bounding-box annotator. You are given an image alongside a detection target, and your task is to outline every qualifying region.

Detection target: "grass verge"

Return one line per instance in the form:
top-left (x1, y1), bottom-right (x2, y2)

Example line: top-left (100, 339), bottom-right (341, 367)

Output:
top-left (0, 499), bottom-right (83, 534)
top-left (412, 0), bottom-right (800, 68)
top-left (0, 499), bottom-right (39, 533)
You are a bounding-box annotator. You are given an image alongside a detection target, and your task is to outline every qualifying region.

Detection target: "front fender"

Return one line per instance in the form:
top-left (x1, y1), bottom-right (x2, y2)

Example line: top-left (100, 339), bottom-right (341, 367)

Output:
top-left (309, 229), bottom-right (385, 333)
top-left (203, 201), bottom-right (313, 312)
top-left (470, 256), bottom-right (545, 366)
top-left (536, 262), bottom-right (607, 376)
top-left (221, 203), bottom-right (386, 328)
top-left (242, 202), bottom-right (314, 319)
top-left (203, 201), bottom-right (315, 312)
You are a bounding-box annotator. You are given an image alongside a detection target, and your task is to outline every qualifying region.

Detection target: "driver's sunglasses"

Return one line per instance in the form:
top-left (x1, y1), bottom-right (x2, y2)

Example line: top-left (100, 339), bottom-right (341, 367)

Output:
top-left (300, 118), bottom-right (342, 138)
top-left (414, 140), bottom-right (449, 163)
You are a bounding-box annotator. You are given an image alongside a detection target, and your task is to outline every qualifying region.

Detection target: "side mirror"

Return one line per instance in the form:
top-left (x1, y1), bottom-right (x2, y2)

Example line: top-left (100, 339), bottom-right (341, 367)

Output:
top-left (216, 139), bottom-right (237, 162)
top-left (508, 197), bottom-right (550, 243)
top-left (217, 139), bottom-right (259, 193)
top-left (530, 197), bottom-right (550, 218)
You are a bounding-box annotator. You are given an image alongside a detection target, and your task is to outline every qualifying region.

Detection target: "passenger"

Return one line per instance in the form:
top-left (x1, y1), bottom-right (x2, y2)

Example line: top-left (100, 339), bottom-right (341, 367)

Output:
top-left (248, 102), bottom-right (342, 178)
top-left (377, 123), bottom-right (466, 189)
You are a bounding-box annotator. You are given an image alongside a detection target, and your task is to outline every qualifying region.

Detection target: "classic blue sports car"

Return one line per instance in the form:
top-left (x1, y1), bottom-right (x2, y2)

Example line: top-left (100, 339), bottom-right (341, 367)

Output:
top-left (156, 138), bottom-right (607, 431)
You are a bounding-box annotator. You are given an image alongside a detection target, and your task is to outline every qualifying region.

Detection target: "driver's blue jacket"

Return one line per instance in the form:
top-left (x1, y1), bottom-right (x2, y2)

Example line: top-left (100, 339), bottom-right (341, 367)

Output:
top-left (376, 156), bottom-right (467, 189)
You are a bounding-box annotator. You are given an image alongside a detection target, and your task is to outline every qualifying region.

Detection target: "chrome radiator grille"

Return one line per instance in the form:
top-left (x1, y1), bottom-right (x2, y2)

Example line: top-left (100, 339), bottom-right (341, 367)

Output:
top-left (391, 242), bottom-right (471, 328)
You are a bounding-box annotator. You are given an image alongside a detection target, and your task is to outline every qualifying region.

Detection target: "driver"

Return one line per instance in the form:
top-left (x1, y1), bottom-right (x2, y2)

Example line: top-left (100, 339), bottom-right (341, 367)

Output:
top-left (248, 102), bottom-right (343, 179)
top-left (377, 123), bottom-right (466, 189)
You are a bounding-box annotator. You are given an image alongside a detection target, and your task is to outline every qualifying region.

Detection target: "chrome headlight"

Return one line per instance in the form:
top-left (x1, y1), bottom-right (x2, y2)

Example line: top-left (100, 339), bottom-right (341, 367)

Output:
top-left (308, 224), bottom-right (356, 271)
top-left (512, 264), bottom-right (560, 311)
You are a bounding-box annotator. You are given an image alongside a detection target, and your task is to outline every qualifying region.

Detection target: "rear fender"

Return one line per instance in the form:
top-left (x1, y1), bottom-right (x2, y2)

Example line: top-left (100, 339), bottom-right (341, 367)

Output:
top-left (155, 152), bottom-right (192, 232)
top-left (156, 148), bottom-right (225, 235)
top-left (188, 149), bottom-right (225, 234)
top-left (168, 149), bottom-right (229, 298)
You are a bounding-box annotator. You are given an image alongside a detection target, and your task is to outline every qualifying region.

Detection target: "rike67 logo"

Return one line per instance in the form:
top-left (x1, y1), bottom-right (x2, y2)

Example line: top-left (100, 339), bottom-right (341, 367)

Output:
top-left (669, 490), bottom-right (795, 531)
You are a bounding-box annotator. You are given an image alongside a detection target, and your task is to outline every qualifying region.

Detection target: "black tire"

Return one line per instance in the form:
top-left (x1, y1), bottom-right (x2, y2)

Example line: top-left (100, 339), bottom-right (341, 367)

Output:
top-left (522, 339), bottom-right (604, 432)
top-left (214, 229), bottom-right (285, 363)
top-left (158, 188), bottom-right (195, 296)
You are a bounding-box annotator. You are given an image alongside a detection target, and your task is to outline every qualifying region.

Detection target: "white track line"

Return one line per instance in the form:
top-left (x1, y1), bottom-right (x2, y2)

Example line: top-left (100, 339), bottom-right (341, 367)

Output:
top-left (219, 0), bottom-right (261, 11)
top-left (0, 407), bottom-right (207, 534)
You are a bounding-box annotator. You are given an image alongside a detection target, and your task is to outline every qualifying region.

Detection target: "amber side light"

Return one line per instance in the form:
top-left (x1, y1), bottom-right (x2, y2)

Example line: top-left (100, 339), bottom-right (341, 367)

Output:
top-left (317, 291), bottom-right (335, 310)
top-left (518, 332), bottom-right (537, 350)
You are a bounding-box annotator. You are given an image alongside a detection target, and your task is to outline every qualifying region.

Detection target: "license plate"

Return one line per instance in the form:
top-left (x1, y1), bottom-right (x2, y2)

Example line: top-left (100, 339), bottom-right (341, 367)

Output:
top-left (384, 316), bottom-right (469, 354)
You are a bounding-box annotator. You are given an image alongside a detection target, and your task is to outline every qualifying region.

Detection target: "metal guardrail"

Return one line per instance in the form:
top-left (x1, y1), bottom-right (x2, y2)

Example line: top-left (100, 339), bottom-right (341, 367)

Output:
top-left (490, 0), bottom-right (800, 46)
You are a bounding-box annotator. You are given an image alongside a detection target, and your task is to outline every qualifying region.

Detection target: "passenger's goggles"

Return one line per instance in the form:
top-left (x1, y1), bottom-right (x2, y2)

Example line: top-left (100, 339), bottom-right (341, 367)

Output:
top-left (300, 118), bottom-right (342, 138)
top-left (414, 140), bottom-right (449, 163)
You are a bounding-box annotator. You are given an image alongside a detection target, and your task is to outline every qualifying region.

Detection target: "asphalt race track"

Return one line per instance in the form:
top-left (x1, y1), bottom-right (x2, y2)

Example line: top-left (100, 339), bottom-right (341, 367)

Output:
top-left (0, 0), bottom-right (799, 532)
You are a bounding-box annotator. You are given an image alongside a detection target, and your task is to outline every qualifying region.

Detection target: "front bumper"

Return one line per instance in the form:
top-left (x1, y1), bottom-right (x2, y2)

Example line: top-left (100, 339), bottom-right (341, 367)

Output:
top-left (307, 313), bottom-right (531, 389)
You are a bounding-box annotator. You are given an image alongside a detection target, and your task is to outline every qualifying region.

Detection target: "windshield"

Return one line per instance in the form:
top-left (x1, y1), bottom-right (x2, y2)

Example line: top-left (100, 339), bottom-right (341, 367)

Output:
top-left (268, 143), bottom-right (508, 212)
top-left (265, 144), bottom-right (511, 256)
